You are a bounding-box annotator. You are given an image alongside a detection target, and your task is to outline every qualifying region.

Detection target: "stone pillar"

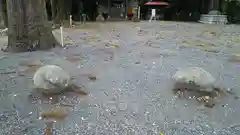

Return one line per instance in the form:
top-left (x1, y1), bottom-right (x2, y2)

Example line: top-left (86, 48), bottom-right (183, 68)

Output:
top-left (209, 0), bottom-right (219, 12)
top-left (209, 0), bottom-right (213, 10)
top-left (214, 0), bottom-right (219, 10)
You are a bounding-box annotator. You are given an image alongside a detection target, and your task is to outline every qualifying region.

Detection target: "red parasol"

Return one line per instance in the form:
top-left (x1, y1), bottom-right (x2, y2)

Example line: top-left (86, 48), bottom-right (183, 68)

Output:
top-left (144, 1), bottom-right (169, 6)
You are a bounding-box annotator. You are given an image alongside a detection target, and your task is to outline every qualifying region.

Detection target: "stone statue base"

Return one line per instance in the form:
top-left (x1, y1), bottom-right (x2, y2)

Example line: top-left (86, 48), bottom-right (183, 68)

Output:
top-left (199, 10), bottom-right (228, 24)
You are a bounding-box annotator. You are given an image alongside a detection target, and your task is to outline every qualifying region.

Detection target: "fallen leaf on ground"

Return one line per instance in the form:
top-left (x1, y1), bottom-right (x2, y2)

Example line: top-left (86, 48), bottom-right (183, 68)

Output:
top-left (204, 100), bottom-right (216, 108)
top-left (209, 31), bottom-right (217, 36)
top-left (229, 54), bottom-right (240, 63)
top-left (72, 85), bottom-right (88, 95)
top-left (200, 48), bottom-right (219, 53)
top-left (159, 53), bottom-right (177, 57)
top-left (181, 40), bottom-right (188, 43)
top-left (159, 21), bottom-right (167, 24)
top-left (159, 132), bottom-right (164, 135)
top-left (19, 60), bottom-right (43, 73)
top-left (183, 43), bottom-right (216, 48)
top-left (206, 53), bottom-right (216, 57)
top-left (88, 41), bottom-right (96, 45)
top-left (44, 122), bottom-right (53, 135)
top-left (105, 43), bottom-right (120, 48)
top-left (184, 43), bottom-right (205, 47)
top-left (64, 39), bottom-right (73, 44)
top-left (41, 107), bottom-right (69, 121)
top-left (113, 44), bottom-right (120, 48)
top-left (162, 49), bottom-right (176, 53)
top-left (88, 74), bottom-right (97, 81)
top-left (65, 56), bottom-right (82, 63)
top-left (196, 96), bottom-right (216, 108)
top-left (156, 36), bottom-right (162, 40)
top-left (0, 71), bottom-right (17, 75)
top-left (24, 65), bottom-right (41, 73)
top-left (231, 37), bottom-right (240, 43)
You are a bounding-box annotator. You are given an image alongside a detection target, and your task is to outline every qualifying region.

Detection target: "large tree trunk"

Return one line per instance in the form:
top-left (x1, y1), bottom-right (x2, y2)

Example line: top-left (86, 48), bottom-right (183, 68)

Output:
top-left (54, 0), bottom-right (65, 24)
top-left (65, 0), bottom-right (72, 20)
top-left (6, 0), bottom-right (58, 52)
top-left (0, 0), bottom-right (7, 28)
top-left (0, 0), bottom-right (5, 28)
top-left (50, 0), bottom-right (56, 23)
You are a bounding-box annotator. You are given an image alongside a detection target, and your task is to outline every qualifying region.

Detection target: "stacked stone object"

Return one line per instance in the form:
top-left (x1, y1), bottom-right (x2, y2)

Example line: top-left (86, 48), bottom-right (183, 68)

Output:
top-left (33, 65), bottom-right (72, 95)
top-left (173, 67), bottom-right (216, 92)
top-left (199, 10), bottom-right (228, 24)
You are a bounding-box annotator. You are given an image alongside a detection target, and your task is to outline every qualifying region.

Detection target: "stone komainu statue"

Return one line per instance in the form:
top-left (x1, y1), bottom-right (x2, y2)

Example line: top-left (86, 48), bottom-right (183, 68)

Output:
top-left (96, 14), bottom-right (105, 22)
top-left (33, 65), bottom-right (87, 95)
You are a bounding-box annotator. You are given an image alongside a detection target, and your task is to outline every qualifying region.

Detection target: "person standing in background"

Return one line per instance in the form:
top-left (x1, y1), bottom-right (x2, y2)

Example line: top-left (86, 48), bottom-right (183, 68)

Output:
top-left (120, 3), bottom-right (125, 20)
top-left (103, 9), bottom-right (109, 20)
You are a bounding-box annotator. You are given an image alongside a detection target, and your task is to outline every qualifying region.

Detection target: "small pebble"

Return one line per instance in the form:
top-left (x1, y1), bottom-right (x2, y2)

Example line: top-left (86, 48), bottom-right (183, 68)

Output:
top-left (81, 117), bottom-right (86, 120)
top-left (118, 102), bottom-right (127, 111)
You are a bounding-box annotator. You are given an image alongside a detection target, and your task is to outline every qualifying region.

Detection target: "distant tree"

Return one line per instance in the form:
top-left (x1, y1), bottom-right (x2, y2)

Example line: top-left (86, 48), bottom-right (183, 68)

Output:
top-left (139, 0), bottom-right (148, 4)
top-left (5, 0), bottom-right (58, 52)
top-left (50, 0), bottom-right (56, 23)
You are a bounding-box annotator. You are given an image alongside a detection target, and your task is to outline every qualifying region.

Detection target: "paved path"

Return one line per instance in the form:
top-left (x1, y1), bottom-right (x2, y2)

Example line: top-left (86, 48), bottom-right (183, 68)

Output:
top-left (1, 21), bottom-right (240, 135)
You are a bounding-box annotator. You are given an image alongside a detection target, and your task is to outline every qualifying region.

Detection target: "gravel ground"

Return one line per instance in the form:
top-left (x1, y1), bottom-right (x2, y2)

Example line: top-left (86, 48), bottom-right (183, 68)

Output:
top-left (0, 21), bottom-right (240, 135)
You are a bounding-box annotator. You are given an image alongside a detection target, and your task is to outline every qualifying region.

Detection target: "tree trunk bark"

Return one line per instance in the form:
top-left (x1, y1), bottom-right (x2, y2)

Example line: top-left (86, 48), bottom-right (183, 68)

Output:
top-left (55, 0), bottom-right (65, 24)
top-left (65, 0), bottom-right (72, 20)
top-left (50, 0), bottom-right (56, 23)
top-left (0, 0), bottom-right (7, 28)
top-left (6, 0), bottom-right (58, 52)
top-left (0, 0), bottom-right (5, 28)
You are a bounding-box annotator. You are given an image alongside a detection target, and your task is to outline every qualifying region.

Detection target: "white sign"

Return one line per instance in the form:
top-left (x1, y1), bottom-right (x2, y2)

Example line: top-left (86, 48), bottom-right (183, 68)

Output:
top-left (138, 6), bottom-right (140, 19)
top-left (60, 26), bottom-right (64, 47)
top-left (151, 9), bottom-right (156, 17)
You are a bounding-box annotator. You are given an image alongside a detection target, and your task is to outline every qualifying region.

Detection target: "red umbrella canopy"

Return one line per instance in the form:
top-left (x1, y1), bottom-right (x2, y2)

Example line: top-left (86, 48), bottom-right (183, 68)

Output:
top-left (144, 1), bottom-right (169, 6)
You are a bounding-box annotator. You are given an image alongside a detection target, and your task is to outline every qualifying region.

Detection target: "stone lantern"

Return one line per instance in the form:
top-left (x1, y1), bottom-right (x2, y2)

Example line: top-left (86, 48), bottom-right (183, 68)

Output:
top-left (199, 0), bottom-right (228, 24)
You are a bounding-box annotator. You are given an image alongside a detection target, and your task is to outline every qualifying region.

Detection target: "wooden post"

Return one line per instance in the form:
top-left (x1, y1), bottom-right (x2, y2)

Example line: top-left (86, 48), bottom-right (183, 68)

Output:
top-left (69, 15), bottom-right (72, 27)
top-left (138, 6), bottom-right (140, 19)
top-left (60, 26), bottom-right (64, 47)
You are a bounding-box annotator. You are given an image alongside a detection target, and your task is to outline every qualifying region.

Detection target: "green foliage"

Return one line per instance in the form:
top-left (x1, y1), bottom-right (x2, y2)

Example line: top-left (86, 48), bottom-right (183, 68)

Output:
top-left (222, 0), bottom-right (240, 23)
top-left (139, 0), bottom-right (148, 4)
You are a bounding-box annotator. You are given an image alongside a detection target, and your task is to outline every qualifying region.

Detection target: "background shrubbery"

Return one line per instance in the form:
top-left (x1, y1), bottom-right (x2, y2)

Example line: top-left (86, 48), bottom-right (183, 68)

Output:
top-left (222, 0), bottom-right (240, 23)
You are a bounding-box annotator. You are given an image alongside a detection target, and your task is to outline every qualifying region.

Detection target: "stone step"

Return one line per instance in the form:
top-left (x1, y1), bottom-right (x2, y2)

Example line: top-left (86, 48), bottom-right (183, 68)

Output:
top-left (199, 14), bottom-right (228, 24)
